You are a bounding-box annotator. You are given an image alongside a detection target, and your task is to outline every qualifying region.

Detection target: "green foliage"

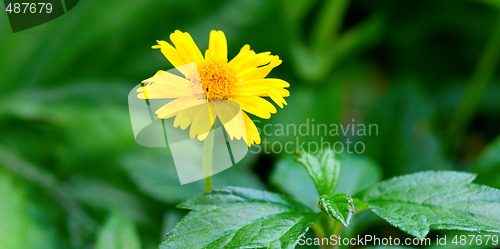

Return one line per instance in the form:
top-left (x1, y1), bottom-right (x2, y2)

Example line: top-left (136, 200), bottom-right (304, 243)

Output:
top-left (122, 150), bottom-right (262, 204)
top-left (0, 170), bottom-right (59, 249)
top-left (360, 171), bottom-right (500, 238)
top-left (334, 154), bottom-right (381, 195)
top-left (159, 187), bottom-right (318, 249)
top-left (474, 135), bottom-right (500, 188)
top-left (363, 82), bottom-right (451, 176)
top-left (296, 149), bottom-right (340, 196)
top-left (270, 156), bottom-right (319, 210)
top-left (96, 213), bottom-right (141, 249)
top-left (270, 154), bottom-right (381, 211)
top-left (318, 193), bottom-right (355, 227)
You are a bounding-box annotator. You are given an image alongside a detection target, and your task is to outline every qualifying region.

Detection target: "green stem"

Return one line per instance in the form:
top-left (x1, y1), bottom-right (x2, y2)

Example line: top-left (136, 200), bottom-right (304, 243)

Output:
top-left (311, 222), bottom-right (326, 242)
top-left (331, 221), bottom-right (343, 237)
top-left (450, 14), bottom-right (500, 137)
top-left (313, 213), bottom-right (343, 249)
top-left (203, 130), bottom-right (214, 191)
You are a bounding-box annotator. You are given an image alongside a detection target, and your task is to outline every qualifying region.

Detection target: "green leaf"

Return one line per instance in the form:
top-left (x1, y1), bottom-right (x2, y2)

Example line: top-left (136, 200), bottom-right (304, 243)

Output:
top-left (360, 171), bottom-right (500, 238)
top-left (96, 213), bottom-right (141, 249)
top-left (0, 169), bottom-right (59, 249)
top-left (474, 135), bottom-right (500, 188)
top-left (270, 156), bottom-right (318, 210)
top-left (296, 149), bottom-right (340, 196)
top-left (318, 193), bottom-right (355, 227)
top-left (270, 154), bottom-right (380, 211)
top-left (335, 154), bottom-right (381, 195)
top-left (67, 178), bottom-right (147, 222)
top-left (160, 187), bottom-right (318, 249)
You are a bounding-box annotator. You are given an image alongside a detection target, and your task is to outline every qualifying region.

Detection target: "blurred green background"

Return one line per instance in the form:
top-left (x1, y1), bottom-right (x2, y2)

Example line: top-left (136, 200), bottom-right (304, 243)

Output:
top-left (1, 0), bottom-right (500, 248)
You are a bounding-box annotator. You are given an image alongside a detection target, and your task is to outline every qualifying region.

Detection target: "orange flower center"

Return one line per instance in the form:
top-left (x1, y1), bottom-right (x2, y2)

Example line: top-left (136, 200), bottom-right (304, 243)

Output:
top-left (194, 60), bottom-right (238, 100)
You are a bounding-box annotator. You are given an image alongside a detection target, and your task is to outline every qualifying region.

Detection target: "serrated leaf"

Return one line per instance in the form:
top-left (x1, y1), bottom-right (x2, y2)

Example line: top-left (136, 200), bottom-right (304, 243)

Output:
top-left (318, 193), bottom-right (355, 227)
top-left (360, 171), bottom-right (500, 238)
top-left (296, 149), bottom-right (340, 196)
top-left (96, 213), bottom-right (141, 249)
top-left (160, 187), bottom-right (318, 249)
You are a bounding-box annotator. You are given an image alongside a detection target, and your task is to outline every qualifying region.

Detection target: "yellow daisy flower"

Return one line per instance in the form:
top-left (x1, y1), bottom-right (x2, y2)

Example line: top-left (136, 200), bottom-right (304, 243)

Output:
top-left (138, 30), bottom-right (290, 146)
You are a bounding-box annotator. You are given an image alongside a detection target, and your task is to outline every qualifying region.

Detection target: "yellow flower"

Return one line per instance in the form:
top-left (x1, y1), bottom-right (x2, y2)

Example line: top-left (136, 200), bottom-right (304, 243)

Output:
top-left (138, 30), bottom-right (290, 146)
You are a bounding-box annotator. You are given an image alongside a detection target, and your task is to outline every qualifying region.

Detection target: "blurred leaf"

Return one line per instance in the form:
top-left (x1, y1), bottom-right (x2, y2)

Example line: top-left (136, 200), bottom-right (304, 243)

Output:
top-left (281, 0), bottom-right (320, 23)
top-left (122, 150), bottom-right (203, 203)
top-left (474, 135), bottom-right (500, 188)
top-left (161, 210), bottom-right (183, 238)
top-left (297, 149), bottom-right (340, 196)
top-left (291, 13), bottom-right (384, 81)
top-left (364, 82), bottom-right (451, 176)
top-left (318, 193), bottom-right (355, 227)
top-left (310, 0), bottom-right (349, 48)
top-left (122, 149), bottom-right (262, 203)
top-left (270, 156), bottom-right (318, 210)
top-left (188, 0), bottom-right (275, 40)
top-left (160, 187), bottom-right (318, 249)
top-left (0, 169), bottom-right (59, 249)
top-left (0, 83), bottom-right (135, 175)
top-left (360, 171), bottom-right (500, 238)
top-left (96, 213), bottom-right (141, 249)
top-left (331, 13), bottom-right (384, 66)
top-left (258, 82), bottom-right (342, 146)
top-left (67, 178), bottom-right (148, 222)
top-left (335, 154), bottom-right (381, 195)
top-left (0, 145), bottom-right (96, 247)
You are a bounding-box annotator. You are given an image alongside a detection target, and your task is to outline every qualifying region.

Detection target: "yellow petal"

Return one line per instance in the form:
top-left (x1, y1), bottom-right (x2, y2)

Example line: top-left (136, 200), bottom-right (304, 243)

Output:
top-left (233, 52), bottom-right (272, 73)
top-left (138, 71), bottom-right (194, 99)
top-left (212, 101), bottom-right (245, 140)
top-left (173, 102), bottom-right (201, 129)
top-left (173, 113), bottom-right (191, 130)
top-left (236, 86), bottom-right (268, 96)
top-left (232, 96), bottom-right (276, 119)
top-left (169, 30), bottom-right (204, 64)
top-left (189, 103), bottom-right (214, 140)
top-left (242, 112), bottom-right (261, 146)
top-left (266, 88), bottom-right (287, 108)
top-left (235, 78), bottom-right (290, 107)
top-left (152, 40), bottom-right (186, 68)
top-left (228, 45), bottom-right (252, 67)
top-left (238, 55), bottom-right (282, 81)
top-left (205, 30), bottom-right (228, 62)
top-left (235, 86), bottom-right (287, 108)
top-left (278, 88), bottom-right (290, 97)
top-left (155, 96), bottom-right (206, 119)
top-left (239, 78), bottom-right (290, 89)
